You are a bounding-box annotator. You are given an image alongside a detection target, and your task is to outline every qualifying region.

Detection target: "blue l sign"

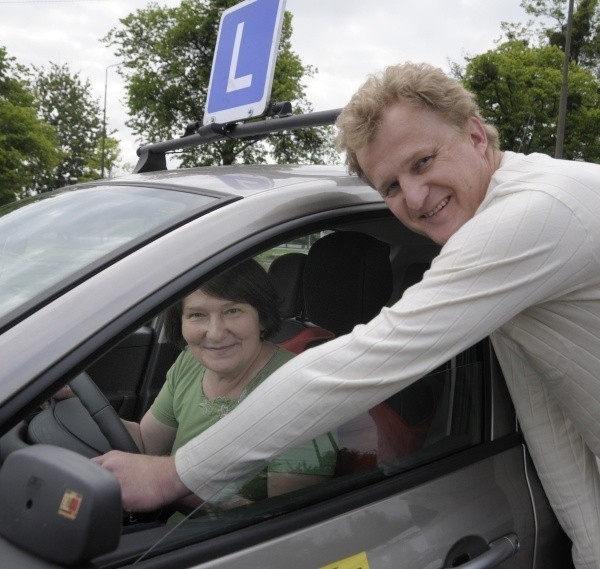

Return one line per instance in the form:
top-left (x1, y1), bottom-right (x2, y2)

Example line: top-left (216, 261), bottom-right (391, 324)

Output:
top-left (203, 0), bottom-right (287, 125)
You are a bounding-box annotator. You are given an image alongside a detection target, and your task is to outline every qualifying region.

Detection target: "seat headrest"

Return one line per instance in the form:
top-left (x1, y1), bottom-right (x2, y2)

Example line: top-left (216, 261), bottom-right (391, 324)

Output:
top-left (268, 252), bottom-right (307, 318)
top-left (303, 231), bottom-right (392, 335)
top-left (401, 262), bottom-right (429, 291)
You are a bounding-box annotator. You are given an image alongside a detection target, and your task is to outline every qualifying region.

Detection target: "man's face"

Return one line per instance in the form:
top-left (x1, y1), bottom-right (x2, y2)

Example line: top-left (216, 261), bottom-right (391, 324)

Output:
top-left (356, 101), bottom-right (492, 245)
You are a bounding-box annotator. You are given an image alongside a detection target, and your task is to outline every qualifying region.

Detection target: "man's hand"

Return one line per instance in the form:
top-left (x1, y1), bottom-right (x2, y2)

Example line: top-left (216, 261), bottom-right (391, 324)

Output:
top-left (92, 451), bottom-right (190, 512)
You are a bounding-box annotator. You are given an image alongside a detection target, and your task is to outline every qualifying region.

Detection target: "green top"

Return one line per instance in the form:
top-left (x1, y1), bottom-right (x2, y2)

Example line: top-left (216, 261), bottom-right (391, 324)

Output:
top-left (151, 346), bottom-right (337, 502)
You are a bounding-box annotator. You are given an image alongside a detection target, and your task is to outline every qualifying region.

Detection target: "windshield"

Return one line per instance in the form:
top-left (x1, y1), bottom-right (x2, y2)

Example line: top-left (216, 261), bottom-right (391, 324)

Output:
top-left (0, 185), bottom-right (221, 326)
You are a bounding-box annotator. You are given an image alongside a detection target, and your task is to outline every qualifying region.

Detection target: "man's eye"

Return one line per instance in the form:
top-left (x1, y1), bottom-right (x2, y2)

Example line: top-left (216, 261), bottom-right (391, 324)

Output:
top-left (382, 181), bottom-right (400, 198)
top-left (416, 155), bottom-right (434, 170)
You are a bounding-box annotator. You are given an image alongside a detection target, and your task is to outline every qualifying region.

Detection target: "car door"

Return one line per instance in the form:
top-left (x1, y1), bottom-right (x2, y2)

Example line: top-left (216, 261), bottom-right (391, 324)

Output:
top-left (119, 225), bottom-right (572, 569)
top-left (87, 317), bottom-right (180, 421)
top-left (121, 340), bottom-right (570, 569)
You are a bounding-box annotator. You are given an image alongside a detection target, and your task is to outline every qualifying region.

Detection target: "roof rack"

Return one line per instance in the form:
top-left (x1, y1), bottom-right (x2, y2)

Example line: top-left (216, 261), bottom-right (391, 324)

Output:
top-left (133, 105), bottom-right (341, 174)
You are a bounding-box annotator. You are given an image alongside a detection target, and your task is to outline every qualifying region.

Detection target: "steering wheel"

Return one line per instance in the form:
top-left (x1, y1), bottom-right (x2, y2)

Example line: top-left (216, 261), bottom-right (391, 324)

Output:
top-left (0, 372), bottom-right (140, 461)
top-left (68, 372), bottom-right (140, 454)
top-left (70, 374), bottom-right (176, 524)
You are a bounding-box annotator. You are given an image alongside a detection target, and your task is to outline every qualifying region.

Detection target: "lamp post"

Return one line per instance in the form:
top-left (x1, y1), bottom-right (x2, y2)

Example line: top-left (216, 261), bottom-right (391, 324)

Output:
top-left (555, 0), bottom-right (574, 159)
top-left (100, 62), bottom-right (122, 179)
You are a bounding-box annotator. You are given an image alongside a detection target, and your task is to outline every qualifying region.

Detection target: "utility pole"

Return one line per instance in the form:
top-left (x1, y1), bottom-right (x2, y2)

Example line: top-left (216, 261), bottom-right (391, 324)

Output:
top-left (555, 0), bottom-right (574, 159)
top-left (101, 63), bottom-right (122, 179)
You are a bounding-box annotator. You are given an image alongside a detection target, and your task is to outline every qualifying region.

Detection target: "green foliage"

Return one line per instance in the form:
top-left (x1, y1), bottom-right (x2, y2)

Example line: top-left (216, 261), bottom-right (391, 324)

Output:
top-left (503, 0), bottom-right (600, 75)
top-left (88, 136), bottom-right (122, 179)
top-left (0, 47), bottom-right (58, 205)
top-left (547, 0), bottom-right (600, 73)
top-left (461, 40), bottom-right (600, 160)
top-left (30, 63), bottom-right (120, 191)
top-left (104, 0), bottom-right (337, 167)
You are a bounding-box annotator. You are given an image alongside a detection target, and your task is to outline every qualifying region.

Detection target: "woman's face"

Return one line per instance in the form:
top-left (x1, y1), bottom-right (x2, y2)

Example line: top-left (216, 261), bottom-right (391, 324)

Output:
top-left (181, 289), bottom-right (263, 379)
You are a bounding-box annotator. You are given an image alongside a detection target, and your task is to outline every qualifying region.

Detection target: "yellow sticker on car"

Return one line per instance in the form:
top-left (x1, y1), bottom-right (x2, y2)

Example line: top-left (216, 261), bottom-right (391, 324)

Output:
top-left (319, 551), bottom-right (370, 569)
top-left (57, 489), bottom-right (83, 521)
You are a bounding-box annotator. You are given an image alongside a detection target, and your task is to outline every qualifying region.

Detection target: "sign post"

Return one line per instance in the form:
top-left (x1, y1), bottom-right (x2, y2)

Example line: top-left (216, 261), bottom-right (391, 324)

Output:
top-left (203, 0), bottom-right (287, 125)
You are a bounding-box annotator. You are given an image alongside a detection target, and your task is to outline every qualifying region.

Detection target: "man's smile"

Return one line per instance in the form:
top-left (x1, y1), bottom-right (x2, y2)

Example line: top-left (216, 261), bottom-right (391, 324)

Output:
top-left (421, 196), bottom-right (450, 219)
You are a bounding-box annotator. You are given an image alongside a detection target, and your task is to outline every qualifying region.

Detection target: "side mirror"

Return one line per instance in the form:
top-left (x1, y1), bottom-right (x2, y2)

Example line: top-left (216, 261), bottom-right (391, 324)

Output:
top-left (0, 445), bottom-right (122, 565)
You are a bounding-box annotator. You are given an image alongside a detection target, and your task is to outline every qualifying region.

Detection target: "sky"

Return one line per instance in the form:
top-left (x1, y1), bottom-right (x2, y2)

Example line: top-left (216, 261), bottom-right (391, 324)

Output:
top-left (0, 0), bottom-right (530, 171)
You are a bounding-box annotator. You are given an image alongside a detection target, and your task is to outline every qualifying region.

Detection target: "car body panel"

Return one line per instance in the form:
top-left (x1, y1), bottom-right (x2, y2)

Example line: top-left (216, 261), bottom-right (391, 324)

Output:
top-left (185, 448), bottom-right (533, 569)
top-left (113, 164), bottom-right (366, 196)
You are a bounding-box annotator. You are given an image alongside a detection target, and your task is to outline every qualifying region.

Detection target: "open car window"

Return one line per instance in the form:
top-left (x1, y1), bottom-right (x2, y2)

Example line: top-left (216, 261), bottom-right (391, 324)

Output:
top-left (134, 231), bottom-right (485, 559)
top-left (145, 354), bottom-right (485, 554)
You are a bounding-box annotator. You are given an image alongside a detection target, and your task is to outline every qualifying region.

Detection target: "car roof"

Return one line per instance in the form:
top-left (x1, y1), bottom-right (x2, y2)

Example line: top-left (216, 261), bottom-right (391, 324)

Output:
top-left (107, 163), bottom-right (365, 198)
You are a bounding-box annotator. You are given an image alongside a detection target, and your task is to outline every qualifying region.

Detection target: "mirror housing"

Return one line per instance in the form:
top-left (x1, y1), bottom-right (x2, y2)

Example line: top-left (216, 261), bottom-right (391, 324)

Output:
top-left (0, 445), bottom-right (121, 565)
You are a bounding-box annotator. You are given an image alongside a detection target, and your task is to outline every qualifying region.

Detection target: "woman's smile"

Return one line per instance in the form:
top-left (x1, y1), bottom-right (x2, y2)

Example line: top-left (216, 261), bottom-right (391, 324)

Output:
top-left (182, 289), bottom-right (264, 381)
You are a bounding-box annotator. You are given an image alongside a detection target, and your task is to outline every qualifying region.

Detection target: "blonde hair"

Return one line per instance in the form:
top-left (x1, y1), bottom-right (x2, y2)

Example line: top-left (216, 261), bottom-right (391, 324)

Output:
top-left (336, 62), bottom-right (499, 178)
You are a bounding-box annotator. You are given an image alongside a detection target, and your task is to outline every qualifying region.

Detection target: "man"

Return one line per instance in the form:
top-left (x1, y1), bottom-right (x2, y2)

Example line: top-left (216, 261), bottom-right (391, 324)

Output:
top-left (95, 62), bottom-right (600, 568)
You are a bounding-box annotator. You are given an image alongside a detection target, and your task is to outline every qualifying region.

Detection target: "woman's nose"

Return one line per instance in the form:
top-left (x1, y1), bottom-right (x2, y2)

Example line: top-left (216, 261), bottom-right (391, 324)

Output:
top-left (205, 317), bottom-right (226, 339)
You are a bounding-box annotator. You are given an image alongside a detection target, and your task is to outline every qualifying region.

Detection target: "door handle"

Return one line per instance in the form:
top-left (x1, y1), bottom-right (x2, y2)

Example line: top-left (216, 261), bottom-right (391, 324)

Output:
top-left (442, 533), bottom-right (520, 568)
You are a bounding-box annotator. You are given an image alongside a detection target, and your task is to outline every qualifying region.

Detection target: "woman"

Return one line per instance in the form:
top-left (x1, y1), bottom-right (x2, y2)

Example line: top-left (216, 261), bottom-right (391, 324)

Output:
top-left (123, 259), bottom-right (337, 512)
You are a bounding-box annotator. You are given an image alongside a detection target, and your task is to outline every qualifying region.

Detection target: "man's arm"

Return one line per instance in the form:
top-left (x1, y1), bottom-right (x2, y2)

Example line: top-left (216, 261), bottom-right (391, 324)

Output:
top-left (96, 190), bottom-right (590, 511)
top-left (174, 192), bottom-right (591, 501)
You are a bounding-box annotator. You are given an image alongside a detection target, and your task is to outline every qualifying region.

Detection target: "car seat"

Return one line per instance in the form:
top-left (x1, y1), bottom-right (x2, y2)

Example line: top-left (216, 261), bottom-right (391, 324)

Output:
top-left (269, 232), bottom-right (440, 474)
top-left (302, 231), bottom-right (393, 336)
top-left (400, 262), bottom-right (430, 291)
top-left (306, 234), bottom-right (441, 473)
top-left (271, 230), bottom-right (394, 353)
top-left (267, 252), bottom-right (335, 351)
top-left (268, 252), bottom-right (306, 319)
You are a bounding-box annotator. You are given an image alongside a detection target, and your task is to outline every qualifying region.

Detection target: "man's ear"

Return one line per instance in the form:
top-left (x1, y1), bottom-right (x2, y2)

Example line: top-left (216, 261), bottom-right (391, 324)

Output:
top-left (467, 116), bottom-right (488, 154)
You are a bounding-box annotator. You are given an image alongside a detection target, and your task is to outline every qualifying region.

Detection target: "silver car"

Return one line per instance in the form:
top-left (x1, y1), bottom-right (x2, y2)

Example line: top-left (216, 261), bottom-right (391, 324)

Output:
top-left (0, 114), bottom-right (574, 568)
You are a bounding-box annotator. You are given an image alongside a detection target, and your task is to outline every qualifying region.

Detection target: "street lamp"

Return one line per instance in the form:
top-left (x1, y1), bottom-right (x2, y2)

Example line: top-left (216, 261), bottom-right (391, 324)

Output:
top-left (100, 62), bottom-right (122, 179)
top-left (555, 0), bottom-right (574, 159)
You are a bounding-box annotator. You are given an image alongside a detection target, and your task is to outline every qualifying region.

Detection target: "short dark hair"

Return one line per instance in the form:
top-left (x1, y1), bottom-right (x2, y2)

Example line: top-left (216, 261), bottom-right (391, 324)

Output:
top-left (165, 259), bottom-right (282, 349)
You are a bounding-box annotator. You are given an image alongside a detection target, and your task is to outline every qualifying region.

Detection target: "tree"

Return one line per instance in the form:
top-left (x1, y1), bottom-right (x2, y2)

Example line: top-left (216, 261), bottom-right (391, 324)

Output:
top-left (459, 40), bottom-right (600, 160)
top-left (104, 0), bottom-right (338, 167)
top-left (0, 47), bottom-right (58, 206)
top-left (88, 136), bottom-right (122, 180)
top-left (502, 0), bottom-right (600, 75)
top-left (492, 1), bottom-right (600, 158)
top-left (30, 63), bottom-right (120, 192)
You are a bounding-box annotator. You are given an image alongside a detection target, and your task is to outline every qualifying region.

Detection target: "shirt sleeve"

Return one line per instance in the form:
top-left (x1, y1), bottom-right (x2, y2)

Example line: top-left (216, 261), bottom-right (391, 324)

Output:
top-left (175, 189), bottom-right (596, 500)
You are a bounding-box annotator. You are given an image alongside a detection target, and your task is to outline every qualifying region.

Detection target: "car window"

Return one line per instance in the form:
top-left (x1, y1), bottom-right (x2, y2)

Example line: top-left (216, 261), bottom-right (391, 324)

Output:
top-left (0, 185), bottom-right (220, 327)
top-left (0, 219), bottom-right (497, 567)
top-left (142, 349), bottom-right (485, 560)
top-left (254, 231), bottom-right (325, 271)
top-left (147, 233), bottom-right (485, 556)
